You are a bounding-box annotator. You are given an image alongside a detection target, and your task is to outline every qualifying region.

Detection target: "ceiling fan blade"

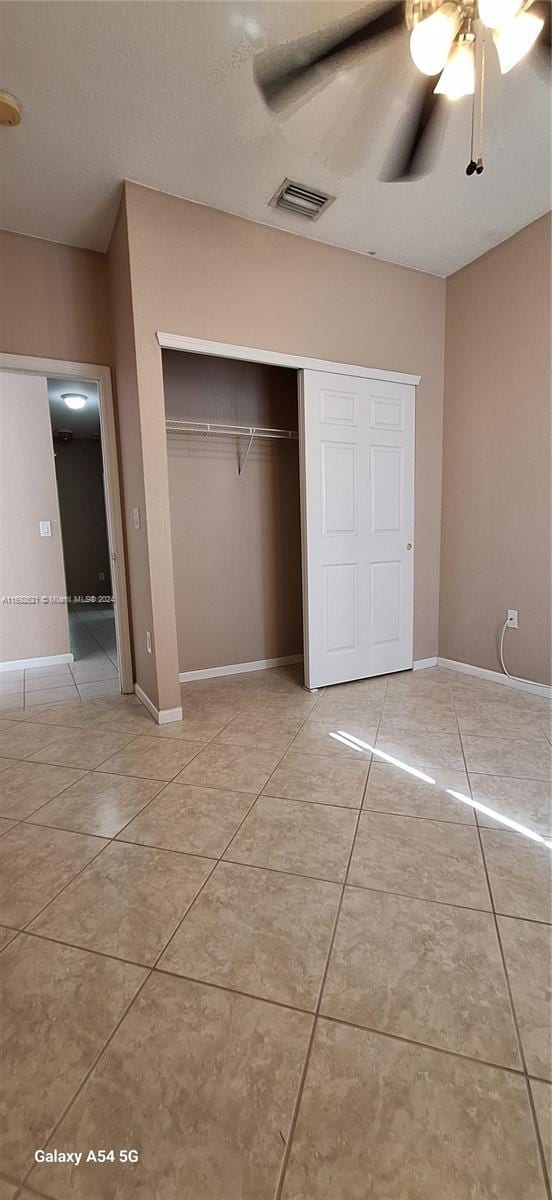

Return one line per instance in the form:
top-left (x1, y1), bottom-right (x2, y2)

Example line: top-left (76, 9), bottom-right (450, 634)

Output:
top-left (531, 0), bottom-right (551, 74)
top-left (381, 75), bottom-right (445, 181)
top-left (254, 2), bottom-right (404, 112)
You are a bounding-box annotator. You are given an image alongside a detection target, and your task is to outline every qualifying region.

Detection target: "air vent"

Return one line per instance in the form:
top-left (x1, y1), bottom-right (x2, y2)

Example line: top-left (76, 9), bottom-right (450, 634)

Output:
top-left (268, 178), bottom-right (336, 222)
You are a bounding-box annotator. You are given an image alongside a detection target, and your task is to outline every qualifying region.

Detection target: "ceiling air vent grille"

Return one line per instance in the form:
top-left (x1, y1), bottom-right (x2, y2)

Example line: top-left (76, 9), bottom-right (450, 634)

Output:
top-left (269, 178), bottom-right (336, 222)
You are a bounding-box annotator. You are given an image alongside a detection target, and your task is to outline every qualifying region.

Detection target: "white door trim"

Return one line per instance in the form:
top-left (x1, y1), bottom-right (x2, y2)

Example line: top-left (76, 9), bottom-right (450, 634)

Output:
top-left (0, 353), bottom-right (133, 694)
top-left (157, 332), bottom-right (421, 387)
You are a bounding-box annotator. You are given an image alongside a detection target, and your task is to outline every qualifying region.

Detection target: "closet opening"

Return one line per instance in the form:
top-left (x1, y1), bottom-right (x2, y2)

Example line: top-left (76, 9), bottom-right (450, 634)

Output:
top-left (162, 349), bottom-right (303, 683)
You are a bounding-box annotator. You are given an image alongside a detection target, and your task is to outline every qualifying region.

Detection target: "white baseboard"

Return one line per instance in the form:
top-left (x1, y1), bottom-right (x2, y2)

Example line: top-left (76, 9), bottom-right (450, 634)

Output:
top-left (413, 657), bottom-right (438, 671)
top-left (0, 652), bottom-right (74, 673)
top-left (437, 657), bottom-right (551, 699)
top-left (179, 654), bottom-right (303, 683)
top-left (135, 683), bottom-right (183, 724)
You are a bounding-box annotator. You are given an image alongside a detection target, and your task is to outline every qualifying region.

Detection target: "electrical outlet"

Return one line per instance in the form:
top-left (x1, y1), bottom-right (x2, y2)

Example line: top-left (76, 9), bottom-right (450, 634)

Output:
top-left (146, 631), bottom-right (152, 654)
top-left (506, 610), bottom-right (519, 629)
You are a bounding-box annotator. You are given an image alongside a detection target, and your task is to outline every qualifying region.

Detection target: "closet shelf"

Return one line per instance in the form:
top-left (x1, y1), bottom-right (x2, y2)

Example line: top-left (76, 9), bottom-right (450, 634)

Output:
top-left (165, 419), bottom-right (298, 440)
top-left (165, 419), bottom-right (298, 475)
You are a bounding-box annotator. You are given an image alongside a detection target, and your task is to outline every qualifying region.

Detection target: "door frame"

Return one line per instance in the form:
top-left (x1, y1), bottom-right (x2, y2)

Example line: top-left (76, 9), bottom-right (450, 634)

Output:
top-left (0, 352), bottom-right (133, 693)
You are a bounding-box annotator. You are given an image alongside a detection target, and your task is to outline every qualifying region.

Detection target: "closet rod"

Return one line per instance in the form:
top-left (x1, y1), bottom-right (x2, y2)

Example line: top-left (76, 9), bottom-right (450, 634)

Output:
top-left (165, 418), bottom-right (298, 440)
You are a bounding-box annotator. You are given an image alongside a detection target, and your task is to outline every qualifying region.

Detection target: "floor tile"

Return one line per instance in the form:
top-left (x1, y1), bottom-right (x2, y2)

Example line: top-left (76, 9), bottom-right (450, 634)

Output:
top-left (0, 925), bottom-right (17, 950)
top-left (288, 718), bottom-right (377, 760)
top-left (456, 702), bottom-right (551, 740)
top-left (70, 660), bottom-right (119, 683)
top-left (264, 750), bottom-right (368, 808)
top-left (281, 1021), bottom-right (546, 1200)
top-left (25, 668), bottom-right (73, 691)
top-left (25, 664), bottom-right (72, 681)
top-left (175, 743), bottom-right (281, 794)
top-left (0, 823), bottom-right (107, 927)
top-left (469, 774), bottom-right (552, 838)
top-left (498, 915), bottom-right (551, 1080)
top-left (0, 761), bottom-right (87, 820)
top-left (462, 735), bottom-right (551, 780)
top-left (31, 772), bottom-right (165, 837)
top-left (28, 728), bottom-right (136, 770)
top-left (0, 757), bottom-right (17, 773)
top-left (0, 722), bottom-right (62, 759)
top-left (530, 1080), bottom-right (551, 1178)
top-left (214, 710), bottom-right (303, 752)
top-left (224, 796), bottom-right (357, 882)
top-left (25, 683), bottom-right (80, 707)
top-left (321, 887), bottom-right (519, 1067)
top-left (119, 782), bottom-right (253, 857)
top-left (481, 831), bottom-right (552, 923)
top-left (0, 693), bottom-right (24, 713)
top-left (160, 860), bottom-right (340, 1009)
top-left (0, 933), bottom-right (145, 1181)
top-left (98, 735), bottom-right (204, 781)
top-left (375, 729), bottom-right (465, 772)
top-left (77, 678), bottom-right (121, 701)
top-left (348, 812), bottom-right (491, 909)
top-left (0, 817), bottom-right (17, 836)
top-left (363, 763), bottom-right (475, 823)
top-left (29, 973), bottom-right (312, 1200)
top-left (377, 711), bottom-right (459, 736)
top-left (0, 1179), bottom-right (17, 1199)
top-left (90, 705), bottom-right (157, 735)
top-left (30, 840), bottom-right (213, 965)
top-left (26, 702), bottom-right (101, 728)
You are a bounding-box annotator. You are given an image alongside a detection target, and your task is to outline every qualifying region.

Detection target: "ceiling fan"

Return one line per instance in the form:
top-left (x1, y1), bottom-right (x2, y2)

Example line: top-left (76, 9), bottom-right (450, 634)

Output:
top-left (254, 1), bottom-right (551, 180)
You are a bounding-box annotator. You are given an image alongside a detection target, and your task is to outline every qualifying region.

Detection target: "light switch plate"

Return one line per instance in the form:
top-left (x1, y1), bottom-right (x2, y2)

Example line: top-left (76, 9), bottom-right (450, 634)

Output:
top-left (39, 520), bottom-right (52, 537)
top-left (133, 507), bottom-right (141, 530)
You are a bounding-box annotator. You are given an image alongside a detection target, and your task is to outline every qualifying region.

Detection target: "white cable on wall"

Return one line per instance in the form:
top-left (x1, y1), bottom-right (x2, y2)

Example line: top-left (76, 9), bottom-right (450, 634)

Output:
top-left (499, 619), bottom-right (548, 690)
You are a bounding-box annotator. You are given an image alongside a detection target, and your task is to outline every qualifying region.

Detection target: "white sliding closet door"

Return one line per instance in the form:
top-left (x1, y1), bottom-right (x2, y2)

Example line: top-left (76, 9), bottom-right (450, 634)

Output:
top-left (299, 369), bottom-right (415, 689)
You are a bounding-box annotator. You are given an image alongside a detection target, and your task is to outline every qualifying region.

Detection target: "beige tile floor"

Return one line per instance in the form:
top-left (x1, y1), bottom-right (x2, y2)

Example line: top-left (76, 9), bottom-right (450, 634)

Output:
top-left (0, 664), bottom-right (550, 1199)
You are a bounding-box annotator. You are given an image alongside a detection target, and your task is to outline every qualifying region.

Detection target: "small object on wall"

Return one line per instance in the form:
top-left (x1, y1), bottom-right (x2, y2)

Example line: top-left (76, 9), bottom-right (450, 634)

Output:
top-left (133, 506), bottom-right (141, 530)
top-left (39, 520), bottom-right (52, 537)
top-left (146, 631), bottom-right (152, 654)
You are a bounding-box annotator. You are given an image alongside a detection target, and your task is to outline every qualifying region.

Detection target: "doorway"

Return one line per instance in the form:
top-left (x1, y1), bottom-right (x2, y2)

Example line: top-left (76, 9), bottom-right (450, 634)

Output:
top-left (47, 378), bottom-right (119, 698)
top-left (0, 353), bottom-right (132, 695)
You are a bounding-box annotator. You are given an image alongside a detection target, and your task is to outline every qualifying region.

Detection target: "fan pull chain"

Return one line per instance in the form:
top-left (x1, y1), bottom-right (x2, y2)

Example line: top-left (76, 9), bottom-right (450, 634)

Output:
top-left (476, 34), bottom-right (486, 173)
top-left (466, 32), bottom-right (485, 177)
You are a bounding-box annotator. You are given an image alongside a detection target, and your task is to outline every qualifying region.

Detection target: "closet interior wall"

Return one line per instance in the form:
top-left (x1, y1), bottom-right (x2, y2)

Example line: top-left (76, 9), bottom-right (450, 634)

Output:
top-left (162, 350), bottom-right (303, 674)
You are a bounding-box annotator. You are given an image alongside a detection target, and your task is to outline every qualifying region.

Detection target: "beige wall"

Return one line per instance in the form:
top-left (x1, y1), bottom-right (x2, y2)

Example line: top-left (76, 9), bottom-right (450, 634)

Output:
top-left (164, 351), bottom-right (302, 670)
top-left (122, 181), bottom-right (446, 708)
top-left (107, 201), bottom-right (156, 700)
top-left (0, 230), bottom-right (111, 365)
top-left (440, 214), bottom-right (552, 686)
top-left (0, 372), bottom-right (69, 663)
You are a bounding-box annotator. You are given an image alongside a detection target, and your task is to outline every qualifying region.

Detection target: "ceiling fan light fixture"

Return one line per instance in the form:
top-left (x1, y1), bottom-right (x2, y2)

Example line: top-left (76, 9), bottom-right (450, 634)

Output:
top-left (61, 393), bottom-right (87, 410)
top-left (477, 0), bottom-right (522, 28)
top-left (434, 34), bottom-right (475, 99)
top-left (409, 2), bottom-right (460, 75)
top-left (493, 9), bottom-right (544, 73)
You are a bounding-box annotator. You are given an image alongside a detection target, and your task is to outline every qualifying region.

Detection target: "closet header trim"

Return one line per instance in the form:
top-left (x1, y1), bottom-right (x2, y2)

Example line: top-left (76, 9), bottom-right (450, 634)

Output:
top-left (157, 333), bottom-right (421, 387)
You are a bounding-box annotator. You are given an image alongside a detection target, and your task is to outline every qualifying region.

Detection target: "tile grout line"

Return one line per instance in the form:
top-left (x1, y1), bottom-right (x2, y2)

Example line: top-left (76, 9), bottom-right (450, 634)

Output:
top-left (453, 694), bottom-right (552, 1200)
top-left (274, 675), bottom-right (390, 1200)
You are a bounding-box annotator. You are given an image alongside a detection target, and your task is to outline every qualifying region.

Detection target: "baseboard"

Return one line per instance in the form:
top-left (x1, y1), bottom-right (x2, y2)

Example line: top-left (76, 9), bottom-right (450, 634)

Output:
top-left (437, 657), bottom-right (552, 699)
top-left (0, 652), bottom-right (74, 673)
top-left (413, 657), bottom-right (438, 671)
top-left (179, 654), bottom-right (303, 683)
top-left (135, 683), bottom-right (183, 725)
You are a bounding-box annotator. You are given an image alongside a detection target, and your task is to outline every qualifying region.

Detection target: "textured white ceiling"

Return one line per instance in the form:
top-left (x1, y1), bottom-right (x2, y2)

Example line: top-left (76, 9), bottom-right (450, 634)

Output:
top-left (1, 1), bottom-right (550, 275)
